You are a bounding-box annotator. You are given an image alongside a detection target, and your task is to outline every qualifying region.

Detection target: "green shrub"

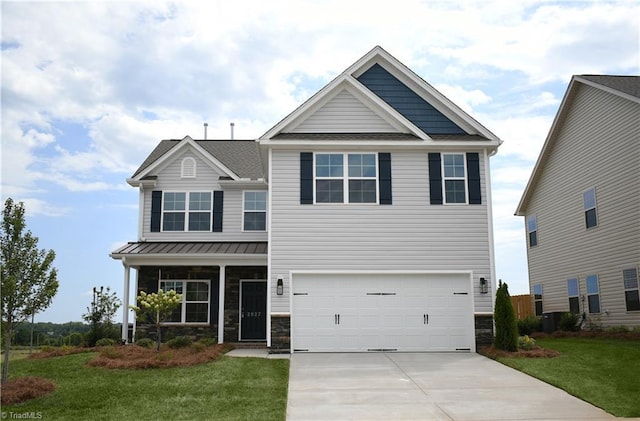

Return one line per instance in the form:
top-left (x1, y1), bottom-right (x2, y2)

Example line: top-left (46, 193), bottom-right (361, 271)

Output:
top-left (517, 316), bottom-right (543, 336)
top-left (494, 280), bottom-right (518, 352)
top-left (136, 338), bottom-right (155, 349)
top-left (517, 335), bottom-right (536, 350)
top-left (197, 337), bottom-right (217, 347)
top-left (166, 336), bottom-right (193, 349)
top-left (606, 325), bottom-right (629, 334)
top-left (95, 338), bottom-right (117, 347)
top-left (558, 312), bottom-right (581, 332)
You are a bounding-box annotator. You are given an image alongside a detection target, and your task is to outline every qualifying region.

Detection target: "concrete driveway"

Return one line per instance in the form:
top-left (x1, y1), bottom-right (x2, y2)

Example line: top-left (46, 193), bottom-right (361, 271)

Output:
top-left (286, 352), bottom-right (615, 421)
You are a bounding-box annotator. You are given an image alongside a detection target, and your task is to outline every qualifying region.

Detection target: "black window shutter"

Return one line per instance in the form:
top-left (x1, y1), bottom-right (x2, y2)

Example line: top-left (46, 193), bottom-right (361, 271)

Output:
top-left (428, 153), bottom-right (443, 205)
top-left (151, 191), bottom-right (162, 232)
top-left (213, 190), bottom-right (224, 232)
top-left (300, 152), bottom-right (313, 204)
top-left (466, 153), bottom-right (481, 205)
top-left (378, 153), bottom-right (392, 205)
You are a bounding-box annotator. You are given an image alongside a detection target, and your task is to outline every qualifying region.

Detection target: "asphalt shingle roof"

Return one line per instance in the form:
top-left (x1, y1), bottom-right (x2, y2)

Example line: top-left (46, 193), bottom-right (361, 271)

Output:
top-left (579, 75), bottom-right (640, 99)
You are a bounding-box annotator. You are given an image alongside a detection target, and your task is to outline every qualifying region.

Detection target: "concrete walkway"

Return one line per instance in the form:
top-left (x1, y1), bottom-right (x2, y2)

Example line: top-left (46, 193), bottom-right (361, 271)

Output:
top-left (287, 352), bottom-right (616, 421)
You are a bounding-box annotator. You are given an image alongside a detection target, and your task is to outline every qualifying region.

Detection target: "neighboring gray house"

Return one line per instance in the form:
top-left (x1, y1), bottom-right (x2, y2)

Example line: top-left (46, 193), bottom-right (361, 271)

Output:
top-left (112, 46), bottom-right (502, 352)
top-left (515, 75), bottom-right (640, 329)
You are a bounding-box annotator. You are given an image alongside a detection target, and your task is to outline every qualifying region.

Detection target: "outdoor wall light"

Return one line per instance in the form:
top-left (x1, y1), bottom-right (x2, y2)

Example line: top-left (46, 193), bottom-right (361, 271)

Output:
top-left (277, 278), bottom-right (283, 296)
top-left (479, 277), bottom-right (488, 294)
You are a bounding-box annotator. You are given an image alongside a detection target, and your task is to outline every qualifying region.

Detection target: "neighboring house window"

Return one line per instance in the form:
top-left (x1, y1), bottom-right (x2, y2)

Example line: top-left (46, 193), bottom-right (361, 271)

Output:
top-left (442, 153), bottom-right (467, 204)
top-left (527, 215), bottom-right (538, 247)
top-left (160, 280), bottom-right (210, 324)
top-left (181, 157), bottom-right (196, 178)
top-left (315, 153), bottom-right (377, 203)
top-left (162, 192), bottom-right (212, 231)
top-left (623, 268), bottom-right (640, 311)
top-left (533, 284), bottom-right (543, 316)
top-left (243, 191), bottom-right (267, 231)
top-left (567, 278), bottom-right (580, 314)
top-left (583, 188), bottom-right (597, 229)
top-left (586, 274), bottom-right (600, 313)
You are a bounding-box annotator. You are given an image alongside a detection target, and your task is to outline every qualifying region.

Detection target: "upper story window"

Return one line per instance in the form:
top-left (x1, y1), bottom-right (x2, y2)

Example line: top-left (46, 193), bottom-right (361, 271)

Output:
top-left (181, 157), bottom-right (196, 178)
top-left (527, 215), bottom-right (538, 247)
top-left (583, 188), bottom-right (597, 229)
top-left (160, 280), bottom-right (210, 324)
top-left (163, 191), bottom-right (212, 231)
top-left (567, 278), bottom-right (580, 314)
top-left (623, 268), bottom-right (640, 312)
top-left (243, 191), bottom-right (267, 231)
top-left (315, 153), bottom-right (377, 204)
top-left (586, 274), bottom-right (600, 313)
top-left (442, 153), bottom-right (467, 204)
top-left (533, 284), bottom-right (543, 316)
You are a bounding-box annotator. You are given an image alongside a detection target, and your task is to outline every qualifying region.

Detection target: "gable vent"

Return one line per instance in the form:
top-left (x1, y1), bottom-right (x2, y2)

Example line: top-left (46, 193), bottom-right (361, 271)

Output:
top-left (181, 157), bottom-right (196, 178)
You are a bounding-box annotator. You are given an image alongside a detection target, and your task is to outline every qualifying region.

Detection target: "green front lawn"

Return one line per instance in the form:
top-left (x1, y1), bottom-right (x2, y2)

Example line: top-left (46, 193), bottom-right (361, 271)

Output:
top-left (2, 352), bottom-right (289, 421)
top-left (495, 337), bottom-right (640, 417)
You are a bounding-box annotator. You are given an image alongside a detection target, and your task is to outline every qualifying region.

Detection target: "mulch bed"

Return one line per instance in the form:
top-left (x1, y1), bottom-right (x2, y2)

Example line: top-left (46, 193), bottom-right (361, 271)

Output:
top-left (0, 376), bottom-right (56, 405)
top-left (479, 345), bottom-right (560, 359)
top-left (87, 343), bottom-right (232, 369)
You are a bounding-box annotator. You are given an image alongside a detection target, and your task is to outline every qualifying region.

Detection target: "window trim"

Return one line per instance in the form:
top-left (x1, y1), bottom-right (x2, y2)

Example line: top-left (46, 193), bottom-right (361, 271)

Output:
top-left (586, 274), bottom-right (600, 314)
top-left (623, 267), bottom-right (640, 312)
top-left (567, 278), bottom-right (580, 314)
top-left (161, 191), bottom-right (213, 232)
top-left (441, 153), bottom-right (468, 204)
top-left (159, 279), bottom-right (211, 324)
top-left (313, 152), bottom-right (379, 204)
top-left (583, 187), bottom-right (598, 229)
top-left (533, 284), bottom-right (543, 316)
top-left (242, 190), bottom-right (267, 232)
top-left (527, 215), bottom-right (538, 247)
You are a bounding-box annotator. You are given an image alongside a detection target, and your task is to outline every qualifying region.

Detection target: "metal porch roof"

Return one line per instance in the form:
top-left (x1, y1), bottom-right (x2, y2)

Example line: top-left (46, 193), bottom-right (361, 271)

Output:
top-left (110, 241), bottom-right (268, 257)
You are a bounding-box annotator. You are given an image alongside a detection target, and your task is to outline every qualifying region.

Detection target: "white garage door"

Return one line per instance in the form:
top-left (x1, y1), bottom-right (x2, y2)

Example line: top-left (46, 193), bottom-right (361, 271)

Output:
top-left (292, 273), bottom-right (474, 352)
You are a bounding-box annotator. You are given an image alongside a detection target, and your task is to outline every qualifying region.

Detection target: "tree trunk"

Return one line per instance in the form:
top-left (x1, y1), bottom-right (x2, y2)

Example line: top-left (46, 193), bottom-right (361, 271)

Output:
top-left (156, 323), bottom-right (161, 352)
top-left (2, 320), bottom-right (12, 384)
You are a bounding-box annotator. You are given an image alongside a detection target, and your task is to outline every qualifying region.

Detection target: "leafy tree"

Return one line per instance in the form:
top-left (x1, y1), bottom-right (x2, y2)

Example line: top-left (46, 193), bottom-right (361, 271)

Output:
top-left (83, 286), bottom-right (121, 346)
top-left (1, 198), bottom-right (59, 383)
top-left (494, 280), bottom-right (518, 352)
top-left (130, 289), bottom-right (182, 351)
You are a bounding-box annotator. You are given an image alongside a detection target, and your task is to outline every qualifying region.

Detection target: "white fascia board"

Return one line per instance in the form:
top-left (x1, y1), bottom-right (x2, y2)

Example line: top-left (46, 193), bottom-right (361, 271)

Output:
top-left (130, 136), bottom-right (241, 182)
top-left (263, 139), bottom-right (501, 150)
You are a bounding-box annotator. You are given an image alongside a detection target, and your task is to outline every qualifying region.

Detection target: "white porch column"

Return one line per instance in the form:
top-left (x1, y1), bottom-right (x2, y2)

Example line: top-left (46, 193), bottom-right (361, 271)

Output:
top-left (121, 259), bottom-right (131, 343)
top-left (218, 265), bottom-right (226, 344)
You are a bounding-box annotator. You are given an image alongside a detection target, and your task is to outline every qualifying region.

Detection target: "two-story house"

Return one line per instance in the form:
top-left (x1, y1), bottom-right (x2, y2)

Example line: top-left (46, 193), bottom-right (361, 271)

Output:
top-left (515, 75), bottom-right (640, 329)
top-left (111, 46), bottom-right (502, 352)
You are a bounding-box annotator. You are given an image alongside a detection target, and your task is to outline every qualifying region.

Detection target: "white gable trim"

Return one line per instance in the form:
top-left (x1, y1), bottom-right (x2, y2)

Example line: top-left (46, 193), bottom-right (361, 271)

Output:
top-left (129, 136), bottom-right (240, 184)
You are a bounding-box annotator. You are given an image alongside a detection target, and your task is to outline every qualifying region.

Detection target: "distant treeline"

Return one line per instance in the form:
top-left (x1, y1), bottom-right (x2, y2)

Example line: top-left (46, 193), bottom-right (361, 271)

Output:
top-left (1, 321), bottom-right (122, 347)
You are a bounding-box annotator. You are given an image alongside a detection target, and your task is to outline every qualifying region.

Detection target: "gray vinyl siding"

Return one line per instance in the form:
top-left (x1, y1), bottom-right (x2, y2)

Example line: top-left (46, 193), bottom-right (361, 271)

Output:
top-left (525, 83), bottom-right (640, 327)
top-left (141, 149), bottom-right (267, 242)
top-left (292, 89), bottom-right (397, 133)
top-left (269, 149), bottom-right (494, 314)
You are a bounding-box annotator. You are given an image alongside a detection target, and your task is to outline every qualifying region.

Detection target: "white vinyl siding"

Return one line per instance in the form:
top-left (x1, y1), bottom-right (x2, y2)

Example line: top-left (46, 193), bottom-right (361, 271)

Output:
top-left (269, 149), bottom-right (493, 314)
top-left (141, 150), bottom-right (267, 242)
top-left (523, 82), bottom-right (640, 327)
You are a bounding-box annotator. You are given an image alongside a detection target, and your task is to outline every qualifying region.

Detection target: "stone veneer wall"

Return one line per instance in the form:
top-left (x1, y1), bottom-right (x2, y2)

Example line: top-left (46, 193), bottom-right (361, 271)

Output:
top-left (270, 315), bottom-right (290, 353)
top-left (475, 314), bottom-right (494, 348)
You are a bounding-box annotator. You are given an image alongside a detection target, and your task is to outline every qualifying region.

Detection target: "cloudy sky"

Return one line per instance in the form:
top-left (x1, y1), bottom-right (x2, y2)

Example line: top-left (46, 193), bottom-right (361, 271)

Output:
top-left (2, 0), bottom-right (638, 323)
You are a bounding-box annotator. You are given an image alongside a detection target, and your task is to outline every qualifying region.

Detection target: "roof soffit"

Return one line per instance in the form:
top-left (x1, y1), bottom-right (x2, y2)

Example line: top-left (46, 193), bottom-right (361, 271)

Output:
top-left (130, 136), bottom-right (241, 182)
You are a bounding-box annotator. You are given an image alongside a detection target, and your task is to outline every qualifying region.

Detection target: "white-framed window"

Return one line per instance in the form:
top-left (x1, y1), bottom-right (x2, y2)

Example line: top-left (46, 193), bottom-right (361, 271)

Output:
top-left (586, 274), bottom-right (600, 313)
top-left (442, 153), bottom-right (467, 204)
top-left (623, 268), bottom-right (640, 312)
top-left (243, 191), bottom-right (267, 231)
top-left (567, 278), bottom-right (580, 314)
top-left (527, 215), bottom-right (538, 247)
top-left (181, 157), bottom-right (196, 178)
top-left (583, 188), bottom-right (597, 229)
top-left (162, 191), bottom-right (212, 231)
top-left (533, 283), bottom-right (543, 316)
top-left (160, 280), bottom-right (210, 324)
top-left (314, 153), bottom-right (377, 203)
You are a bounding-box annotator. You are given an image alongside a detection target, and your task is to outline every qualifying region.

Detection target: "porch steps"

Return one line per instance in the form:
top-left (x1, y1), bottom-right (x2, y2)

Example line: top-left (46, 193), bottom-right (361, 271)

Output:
top-left (228, 342), bottom-right (267, 349)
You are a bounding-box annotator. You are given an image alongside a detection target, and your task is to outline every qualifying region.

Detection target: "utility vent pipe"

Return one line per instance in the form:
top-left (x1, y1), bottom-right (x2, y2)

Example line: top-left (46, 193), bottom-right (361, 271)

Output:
top-left (230, 122), bottom-right (235, 140)
top-left (203, 122), bottom-right (208, 140)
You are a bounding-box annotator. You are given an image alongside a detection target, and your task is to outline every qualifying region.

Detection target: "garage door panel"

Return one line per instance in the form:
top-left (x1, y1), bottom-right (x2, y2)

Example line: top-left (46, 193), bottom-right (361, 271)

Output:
top-left (292, 273), bottom-right (473, 352)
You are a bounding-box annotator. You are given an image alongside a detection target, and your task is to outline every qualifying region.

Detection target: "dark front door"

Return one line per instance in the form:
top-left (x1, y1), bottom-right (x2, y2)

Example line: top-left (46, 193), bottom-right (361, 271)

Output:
top-left (240, 281), bottom-right (267, 340)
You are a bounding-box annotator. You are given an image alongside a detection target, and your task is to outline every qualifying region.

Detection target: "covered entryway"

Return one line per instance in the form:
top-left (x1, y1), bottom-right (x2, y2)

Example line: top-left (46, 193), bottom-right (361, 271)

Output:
top-left (291, 272), bottom-right (474, 352)
top-left (240, 280), bottom-right (267, 340)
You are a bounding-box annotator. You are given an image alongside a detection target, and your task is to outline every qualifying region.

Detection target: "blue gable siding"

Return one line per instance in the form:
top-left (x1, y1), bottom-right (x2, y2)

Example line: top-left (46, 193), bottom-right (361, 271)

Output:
top-left (357, 64), bottom-right (466, 135)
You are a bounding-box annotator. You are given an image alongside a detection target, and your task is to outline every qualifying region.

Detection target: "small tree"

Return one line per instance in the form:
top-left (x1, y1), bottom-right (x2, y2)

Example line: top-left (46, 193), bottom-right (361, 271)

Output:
top-left (129, 289), bottom-right (182, 351)
top-left (494, 280), bottom-right (518, 352)
top-left (83, 286), bottom-right (121, 347)
top-left (1, 198), bottom-right (59, 384)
